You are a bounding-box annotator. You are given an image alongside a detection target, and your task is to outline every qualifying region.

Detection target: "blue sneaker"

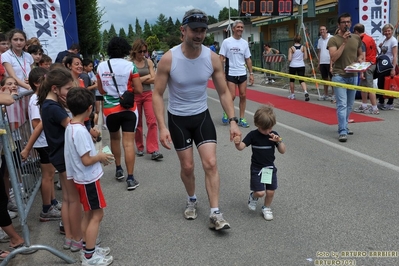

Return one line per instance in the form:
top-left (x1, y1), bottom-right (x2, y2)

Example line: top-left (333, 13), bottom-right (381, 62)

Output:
top-left (222, 112), bottom-right (228, 124)
top-left (238, 118), bottom-right (249, 128)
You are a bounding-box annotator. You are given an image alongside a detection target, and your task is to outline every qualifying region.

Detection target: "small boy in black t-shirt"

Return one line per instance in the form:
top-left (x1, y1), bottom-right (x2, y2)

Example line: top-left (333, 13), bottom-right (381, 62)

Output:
top-left (234, 105), bottom-right (286, 221)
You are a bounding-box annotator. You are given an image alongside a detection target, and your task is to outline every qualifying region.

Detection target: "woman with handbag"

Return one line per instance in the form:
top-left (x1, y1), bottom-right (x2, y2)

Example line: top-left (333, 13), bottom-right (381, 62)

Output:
top-left (377, 23), bottom-right (398, 110)
top-left (96, 37), bottom-right (143, 191)
top-left (130, 39), bottom-right (163, 161)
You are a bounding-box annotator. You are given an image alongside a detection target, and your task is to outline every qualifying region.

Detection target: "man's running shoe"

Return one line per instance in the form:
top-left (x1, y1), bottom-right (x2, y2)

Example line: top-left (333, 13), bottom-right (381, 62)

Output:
top-left (115, 169), bottom-right (124, 180)
top-left (209, 211), bottom-right (230, 230)
top-left (222, 112), bottom-right (228, 124)
top-left (248, 192), bottom-right (258, 211)
top-left (238, 118), bottom-right (249, 128)
top-left (40, 206), bottom-right (62, 222)
top-left (288, 94), bottom-right (295, 100)
top-left (126, 179), bottom-right (139, 190)
top-left (184, 199), bottom-right (197, 220)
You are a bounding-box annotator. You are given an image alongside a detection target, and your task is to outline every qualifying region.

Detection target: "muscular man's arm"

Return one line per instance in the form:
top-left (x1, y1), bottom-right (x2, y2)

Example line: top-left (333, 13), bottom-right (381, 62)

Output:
top-left (152, 50), bottom-right (172, 149)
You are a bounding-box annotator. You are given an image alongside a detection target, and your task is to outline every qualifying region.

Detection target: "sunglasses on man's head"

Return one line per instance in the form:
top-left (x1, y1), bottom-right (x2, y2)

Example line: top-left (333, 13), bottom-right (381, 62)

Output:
top-left (182, 13), bottom-right (208, 25)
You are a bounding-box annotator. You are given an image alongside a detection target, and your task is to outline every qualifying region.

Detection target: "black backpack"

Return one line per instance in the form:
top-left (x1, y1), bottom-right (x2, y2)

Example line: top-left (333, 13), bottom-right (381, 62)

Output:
top-left (374, 53), bottom-right (393, 78)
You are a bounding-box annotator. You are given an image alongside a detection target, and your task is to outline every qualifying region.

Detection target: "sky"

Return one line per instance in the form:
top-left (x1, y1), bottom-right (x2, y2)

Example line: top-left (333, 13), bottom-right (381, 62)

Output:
top-left (97, 0), bottom-right (239, 32)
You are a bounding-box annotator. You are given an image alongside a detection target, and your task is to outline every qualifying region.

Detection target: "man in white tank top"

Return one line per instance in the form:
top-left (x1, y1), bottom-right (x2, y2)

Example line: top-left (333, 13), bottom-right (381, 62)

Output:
top-left (153, 8), bottom-right (241, 231)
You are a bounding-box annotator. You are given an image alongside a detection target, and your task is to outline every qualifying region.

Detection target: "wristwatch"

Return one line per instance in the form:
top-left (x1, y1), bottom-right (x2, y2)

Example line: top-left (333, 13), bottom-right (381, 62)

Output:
top-left (228, 117), bottom-right (238, 124)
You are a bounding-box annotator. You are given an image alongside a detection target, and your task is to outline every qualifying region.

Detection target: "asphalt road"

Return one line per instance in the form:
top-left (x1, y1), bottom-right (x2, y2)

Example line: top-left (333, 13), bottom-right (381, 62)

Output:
top-left (3, 80), bottom-right (399, 266)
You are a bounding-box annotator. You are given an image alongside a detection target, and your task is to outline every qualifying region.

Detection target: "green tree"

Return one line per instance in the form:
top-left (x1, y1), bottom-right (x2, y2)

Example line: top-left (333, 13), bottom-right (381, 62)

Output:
top-left (75, 0), bottom-right (103, 57)
top-left (0, 0), bottom-right (14, 32)
top-left (152, 14), bottom-right (168, 42)
top-left (108, 24), bottom-right (117, 39)
top-left (101, 29), bottom-right (109, 53)
top-left (127, 24), bottom-right (135, 44)
top-left (119, 28), bottom-right (127, 39)
top-left (218, 7), bottom-right (239, 21)
top-left (135, 18), bottom-right (142, 38)
top-left (208, 15), bottom-right (218, 24)
top-left (146, 35), bottom-right (160, 53)
top-left (142, 20), bottom-right (152, 40)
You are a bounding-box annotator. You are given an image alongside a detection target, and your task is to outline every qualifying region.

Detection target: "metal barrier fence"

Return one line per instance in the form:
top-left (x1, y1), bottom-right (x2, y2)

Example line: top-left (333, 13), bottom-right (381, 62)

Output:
top-left (261, 54), bottom-right (289, 89)
top-left (0, 91), bottom-right (74, 265)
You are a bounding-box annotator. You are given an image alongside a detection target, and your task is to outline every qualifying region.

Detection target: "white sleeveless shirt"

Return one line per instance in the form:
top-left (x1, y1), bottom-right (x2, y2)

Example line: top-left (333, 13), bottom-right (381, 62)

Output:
top-left (167, 44), bottom-right (213, 116)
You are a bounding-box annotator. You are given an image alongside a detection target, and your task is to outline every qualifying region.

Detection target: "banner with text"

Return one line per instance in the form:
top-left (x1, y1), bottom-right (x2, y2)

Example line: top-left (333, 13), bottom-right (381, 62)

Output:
top-left (12, 0), bottom-right (79, 61)
top-left (359, 0), bottom-right (390, 46)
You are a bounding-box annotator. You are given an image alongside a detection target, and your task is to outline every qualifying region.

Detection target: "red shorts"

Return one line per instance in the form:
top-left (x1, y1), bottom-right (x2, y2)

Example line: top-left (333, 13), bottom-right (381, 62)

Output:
top-left (74, 180), bottom-right (106, 211)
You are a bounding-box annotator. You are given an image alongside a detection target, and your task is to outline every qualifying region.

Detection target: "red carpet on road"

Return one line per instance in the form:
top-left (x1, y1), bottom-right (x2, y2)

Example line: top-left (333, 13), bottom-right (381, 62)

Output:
top-left (207, 80), bottom-right (383, 125)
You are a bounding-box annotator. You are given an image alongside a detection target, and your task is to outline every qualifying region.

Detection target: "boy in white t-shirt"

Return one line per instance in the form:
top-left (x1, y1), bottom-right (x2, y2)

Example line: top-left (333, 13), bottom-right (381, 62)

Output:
top-left (65, 88), bottom-right (114, 266)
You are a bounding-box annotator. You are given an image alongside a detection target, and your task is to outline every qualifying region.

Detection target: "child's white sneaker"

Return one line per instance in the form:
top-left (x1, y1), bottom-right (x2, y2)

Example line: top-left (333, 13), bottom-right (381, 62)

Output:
top-left (81, 250), bottom-right (113, 266)
top-left (262, 207), bottom-right (273, 221)
top-left (247, 192), bottom-right (258, 211)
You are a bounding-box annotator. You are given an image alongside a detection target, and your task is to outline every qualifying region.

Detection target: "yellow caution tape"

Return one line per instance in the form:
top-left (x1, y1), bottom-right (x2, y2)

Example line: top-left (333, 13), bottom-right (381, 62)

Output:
top-left (253, 67), bottom-right (399, 98)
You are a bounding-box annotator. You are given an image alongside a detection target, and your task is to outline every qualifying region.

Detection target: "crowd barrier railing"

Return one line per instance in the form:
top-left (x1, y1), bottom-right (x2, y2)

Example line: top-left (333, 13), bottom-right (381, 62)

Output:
top-left (0, 90), bottom-right (75, 265)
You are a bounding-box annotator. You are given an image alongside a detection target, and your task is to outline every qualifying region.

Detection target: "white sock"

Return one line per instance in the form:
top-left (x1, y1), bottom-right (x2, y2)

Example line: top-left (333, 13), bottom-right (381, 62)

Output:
top-left (210, 208), bottom-right (219, 215)
top-left (188, 194), bottom-right (197, 201)
top-left (361, 103), bottom-right (368, 109)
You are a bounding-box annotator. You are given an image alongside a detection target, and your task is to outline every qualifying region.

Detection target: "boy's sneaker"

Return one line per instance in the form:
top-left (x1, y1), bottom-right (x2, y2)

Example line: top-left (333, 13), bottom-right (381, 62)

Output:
top-left (184, 199), bottom-right (197, 220)
top-left (238, 118), bottom-right (249, 128)
top-left (40, 206), bottom-right (62, 222)
top-left (248, 192), bottom-right (258, 211)
top-left (209, 211), bottom-right (230, 230)
top-left (354, 105), bottom-right (368, 113)
top-left (262, 207), bottom-right (273, 221)
top-left (0, 228), bottom-right (10, 243)
top-left (82, 251), bottom-right (113, 266)
top-left (363, 107), bottom-right (379, 115)
top-left (70, 239), bottom-right (83, 252)
top-left (136, 150), bottom-right (144, 157)
top-left (222, 112), bottom-right (228, 124)
top-left (115, 169), bottom-right (124, 180)
top-left (151, 151), bottom-right (163, 160)
top-left (385, 104), bottom-right (394, 110)
top-left (304, 92), bottom-right (310, 101)
top-left (126, 179), bottom-right (139, 190)
top-left (59, 221), bottom-right (65, 235)
top-left (288, 94), bottom-right (295, 100)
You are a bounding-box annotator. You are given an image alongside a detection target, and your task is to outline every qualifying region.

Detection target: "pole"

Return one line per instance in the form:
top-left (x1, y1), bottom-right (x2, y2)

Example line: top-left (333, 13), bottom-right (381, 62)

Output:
top-left (297, 0), bottom-right (303, 35)
top-left (228, 0), bottom-right (232, 36)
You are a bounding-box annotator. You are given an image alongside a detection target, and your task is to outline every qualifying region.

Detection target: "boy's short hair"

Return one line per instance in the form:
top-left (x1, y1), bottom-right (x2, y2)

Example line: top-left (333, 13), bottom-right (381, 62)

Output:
top-left (254, 105), bottom-right (276, 130)
top-left (39, 54), bottom-right (52, 64)
top-left (82, 58), bottom-right (93, 67)
top-left (66, 87), bottom-right (94, 116)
